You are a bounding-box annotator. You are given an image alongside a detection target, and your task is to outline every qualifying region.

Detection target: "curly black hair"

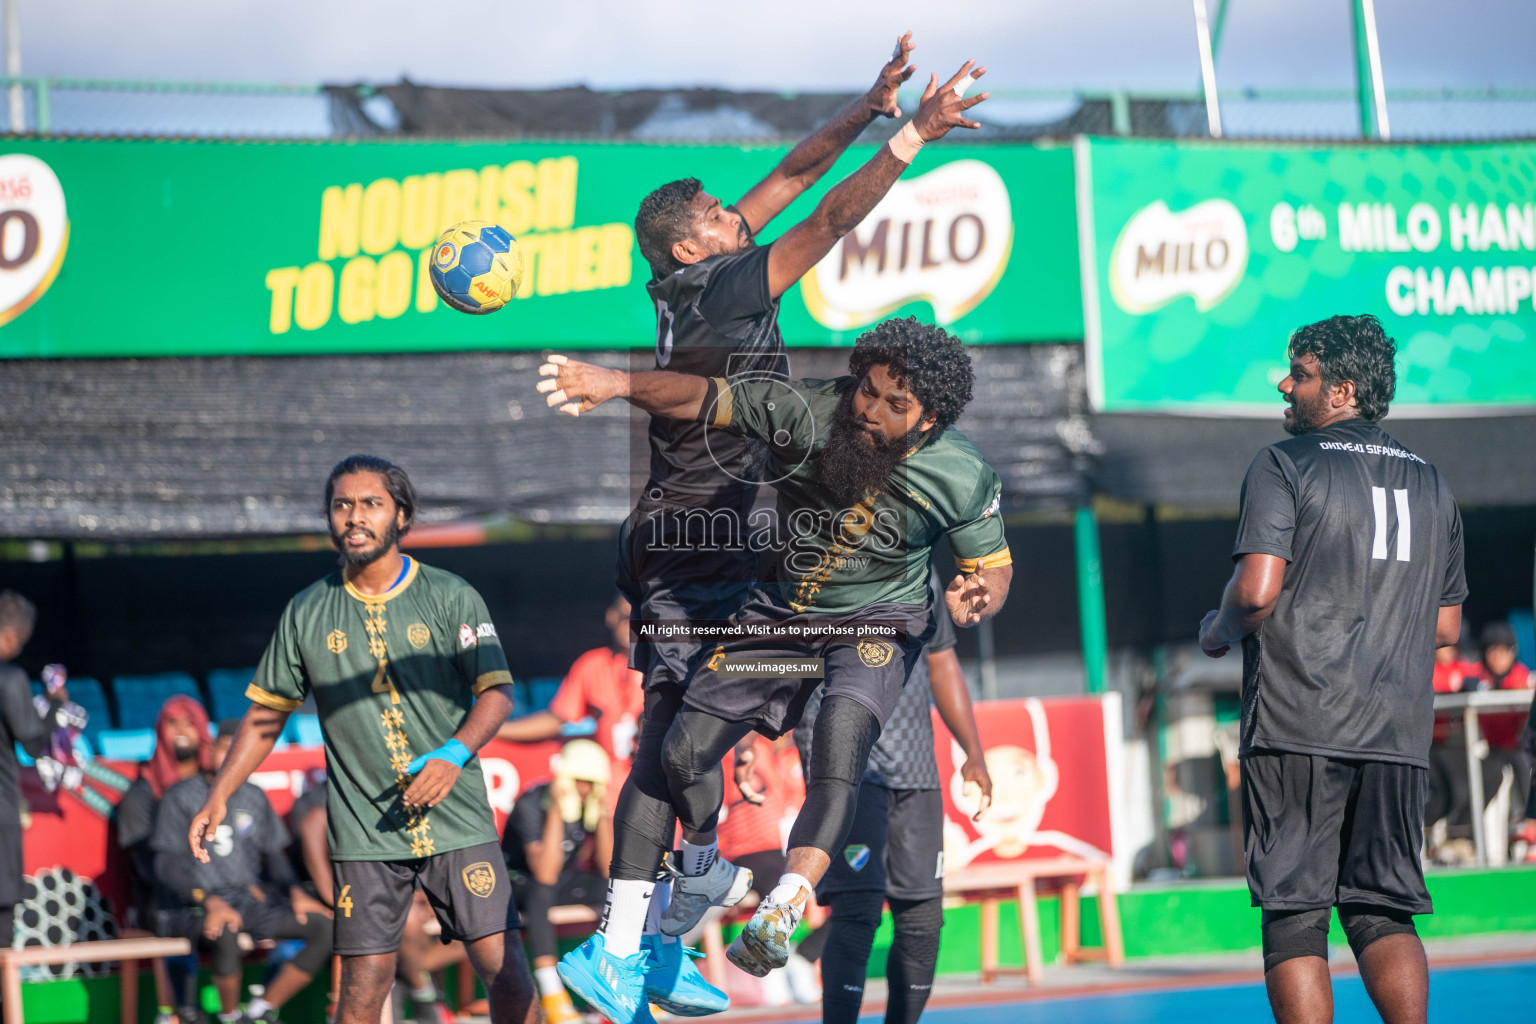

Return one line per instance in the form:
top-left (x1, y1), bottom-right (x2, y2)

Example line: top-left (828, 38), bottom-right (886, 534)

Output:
top-left (1287, 314), bottom-right (1397, 422)
top-left (324, 454), bottom-right (417, 536)
top-left (635, 178), bottom-right (703, 278)
top-left (847, 317), bottom-right (975, 431)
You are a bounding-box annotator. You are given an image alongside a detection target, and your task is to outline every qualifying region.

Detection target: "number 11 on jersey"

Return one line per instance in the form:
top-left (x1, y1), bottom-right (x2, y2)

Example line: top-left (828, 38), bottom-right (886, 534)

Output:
top-left (1370, 486), bottom-right (1411, 562)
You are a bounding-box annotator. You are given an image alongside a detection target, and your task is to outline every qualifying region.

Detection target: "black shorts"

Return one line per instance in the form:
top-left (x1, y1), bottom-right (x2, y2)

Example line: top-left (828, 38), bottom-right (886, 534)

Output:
top-left (331, 841), bottom-right (521, 956)
top-left (819, 784), bottom-right (945, 900)
top-left (1241, 750), bottom-right (1432, 915)
top-left (681, 588), bottom-right (933, 738)
top-left (616, 497), bottom-right (756, 690)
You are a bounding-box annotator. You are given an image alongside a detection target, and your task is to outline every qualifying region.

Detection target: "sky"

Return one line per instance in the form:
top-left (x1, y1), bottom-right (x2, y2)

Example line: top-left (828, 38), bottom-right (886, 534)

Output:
top-left (21, 0), bottom-right (1536, 93)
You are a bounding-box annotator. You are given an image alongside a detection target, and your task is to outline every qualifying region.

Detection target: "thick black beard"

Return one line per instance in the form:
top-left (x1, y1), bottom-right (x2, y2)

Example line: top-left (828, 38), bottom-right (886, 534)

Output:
top-left (1283, 393), bottom-right (1329, 436)
top-left (816, 390), bottom-right (922, 508)
top-left (331, 518), bottom-right (401, 568)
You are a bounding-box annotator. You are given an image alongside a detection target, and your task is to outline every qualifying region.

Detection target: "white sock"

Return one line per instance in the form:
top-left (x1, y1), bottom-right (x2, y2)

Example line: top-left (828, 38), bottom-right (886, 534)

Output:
top-left (410, 981), bottom-right (436, 1006)
top-left (766, 873), bottom-right (813, 929)
top-left (644, 879), bottom-right (673, 937)
top-left (534, 965), bottom-right (564, 998)
top-left (218, 1013), bottom-right (243, 1023)
top-left (245, 998), bottom-right (273, 1020)
top-left (681, 839), bottom-right (718, 877)
top-left (598, 878), bottom-right (652, 959)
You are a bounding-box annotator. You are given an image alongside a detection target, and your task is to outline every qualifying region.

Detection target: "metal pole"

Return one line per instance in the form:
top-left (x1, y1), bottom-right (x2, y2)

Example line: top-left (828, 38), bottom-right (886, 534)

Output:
top-left (976, 616), bottom-right (999, 702)
top-left (1465, 705), bottom-right (1486, 867)
top-left (1192, 0), bottom-right (1223, 137)
top-left (1351, 0), bottom-right (1391, 139)
top-left (4, 0), bottom-right (21, 132)
top-left (1209, 0), bottom-right (1234, 64)
top-left (1075, 505), bottom-right (1109, 694)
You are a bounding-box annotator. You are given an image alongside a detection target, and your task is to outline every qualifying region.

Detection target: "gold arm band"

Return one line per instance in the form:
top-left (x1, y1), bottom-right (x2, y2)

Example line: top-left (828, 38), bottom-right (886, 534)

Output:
top-left (955, 548), bottom-right (1013, 573)
top-left (709, 377), bottom-right (734, 429)
top-left (245, 683), bottom-right (303, 712)
top-left (473, 670), bottom-right (515, 695)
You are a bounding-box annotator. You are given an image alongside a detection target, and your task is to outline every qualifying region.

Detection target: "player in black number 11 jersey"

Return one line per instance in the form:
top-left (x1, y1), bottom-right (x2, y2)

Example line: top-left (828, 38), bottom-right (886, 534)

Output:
top-left (1199, 315), bottom-right (1466, 1024)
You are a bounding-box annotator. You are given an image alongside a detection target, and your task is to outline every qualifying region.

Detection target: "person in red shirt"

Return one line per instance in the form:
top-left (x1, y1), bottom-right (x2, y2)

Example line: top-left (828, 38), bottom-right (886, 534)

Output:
top-left (497, 595), bottom-right (644, 791)
top-left (1431, 644), bottom-right (1476, 694)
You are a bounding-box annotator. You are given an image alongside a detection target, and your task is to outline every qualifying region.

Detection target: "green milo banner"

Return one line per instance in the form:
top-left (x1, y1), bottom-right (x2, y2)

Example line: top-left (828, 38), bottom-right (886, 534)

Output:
top-left (0, 138), bottom-right (1080, 357)
top-left (1077, 137), bottom-right (1536, 414)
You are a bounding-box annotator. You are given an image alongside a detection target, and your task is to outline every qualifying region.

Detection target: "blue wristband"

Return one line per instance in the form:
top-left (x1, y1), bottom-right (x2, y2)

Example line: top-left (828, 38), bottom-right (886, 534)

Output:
top-left (405, 738), bottom-right (471, 775)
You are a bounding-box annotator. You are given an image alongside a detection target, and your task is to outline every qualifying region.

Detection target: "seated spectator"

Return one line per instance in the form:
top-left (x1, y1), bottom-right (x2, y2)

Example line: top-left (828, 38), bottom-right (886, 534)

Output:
top-left (1466, 621), bottom-right (1533, 692)
top-left (152, 721), bottom-right (332, 1024)
top-left (1432, 642), bottom-right (1476, 694)
top-left (500, 739), bottom-right (611, 1024)
top-left (286, 772), bottom-right (463, 1024)
top-left (497, 595), bottom-right (642, 793)
top-left (114, 696), bottom-right (214, 1024)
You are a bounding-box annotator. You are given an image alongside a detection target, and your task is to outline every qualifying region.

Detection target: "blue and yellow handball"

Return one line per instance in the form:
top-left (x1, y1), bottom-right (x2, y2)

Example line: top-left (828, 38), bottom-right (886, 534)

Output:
top-left (428, 221), bottom-right (525, 314)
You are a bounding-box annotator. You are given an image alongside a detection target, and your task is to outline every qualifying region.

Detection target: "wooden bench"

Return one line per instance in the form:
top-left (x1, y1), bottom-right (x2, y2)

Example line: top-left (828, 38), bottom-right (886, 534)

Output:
top-left (943, 857), bottom-right (1124, 984)
top-left (0, 937), bottom-right (192, 1024)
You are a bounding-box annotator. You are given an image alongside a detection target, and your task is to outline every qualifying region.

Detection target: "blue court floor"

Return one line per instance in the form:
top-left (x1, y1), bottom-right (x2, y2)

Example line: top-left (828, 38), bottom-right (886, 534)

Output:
top-left (909, 958), bottom-right (1536, 1023)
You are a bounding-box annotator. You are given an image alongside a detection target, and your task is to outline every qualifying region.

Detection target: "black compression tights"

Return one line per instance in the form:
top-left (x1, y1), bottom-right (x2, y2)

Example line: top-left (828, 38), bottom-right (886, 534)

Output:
top-left (787, 696), bottom-right (881, 855)
top-left (661, 709), bottom-right (755, 835)
top-left (610, 684), bottom-right (686, 881)
top-left (884, 896), bottom-right (943, 1024)
top-left (820, 892), bottom-right (944, 1024)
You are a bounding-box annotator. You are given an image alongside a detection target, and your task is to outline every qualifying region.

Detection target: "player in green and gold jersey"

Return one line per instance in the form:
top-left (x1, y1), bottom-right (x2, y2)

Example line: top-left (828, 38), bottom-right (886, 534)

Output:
top-left (188, 455), bottom-right (536, 1024)
top-left (539, 316), bottom-right (1013, 1005)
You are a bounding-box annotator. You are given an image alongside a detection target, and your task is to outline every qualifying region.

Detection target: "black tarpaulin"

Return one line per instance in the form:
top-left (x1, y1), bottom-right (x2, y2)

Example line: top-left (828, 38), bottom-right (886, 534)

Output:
top-left (0, 345), bottom-right (1095, 539)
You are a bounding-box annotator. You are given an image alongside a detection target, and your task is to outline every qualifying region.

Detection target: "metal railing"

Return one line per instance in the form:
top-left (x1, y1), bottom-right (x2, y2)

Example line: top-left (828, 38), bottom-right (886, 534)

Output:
top-left (1, 78), bottom-right (1534, 141)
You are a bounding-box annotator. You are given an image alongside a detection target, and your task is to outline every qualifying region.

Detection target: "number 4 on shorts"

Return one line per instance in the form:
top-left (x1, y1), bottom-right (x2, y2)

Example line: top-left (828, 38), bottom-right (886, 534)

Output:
top-left (337, 884), bottom-right (354, 918)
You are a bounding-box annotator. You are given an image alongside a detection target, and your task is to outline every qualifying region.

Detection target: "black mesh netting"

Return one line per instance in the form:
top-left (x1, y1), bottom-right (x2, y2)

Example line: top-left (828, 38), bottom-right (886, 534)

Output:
top-left (0, 345), bottom-right (1096, 539)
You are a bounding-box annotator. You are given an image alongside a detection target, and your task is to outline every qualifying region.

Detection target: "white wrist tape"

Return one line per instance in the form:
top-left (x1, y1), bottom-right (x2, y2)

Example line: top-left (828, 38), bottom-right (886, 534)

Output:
top-left (954, 73), bottom-right (977, 98)
top-left (887, 121), bottom-right (924, 164)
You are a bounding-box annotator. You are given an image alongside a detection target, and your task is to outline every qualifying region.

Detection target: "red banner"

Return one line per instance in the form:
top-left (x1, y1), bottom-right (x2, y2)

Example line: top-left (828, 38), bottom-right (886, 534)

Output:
top-left (932, 695), bottom-right (1121, 870)
top-left (23, 697), bottom-right (1127, 923)
top-left (21, 738), bottom-right (563, 917)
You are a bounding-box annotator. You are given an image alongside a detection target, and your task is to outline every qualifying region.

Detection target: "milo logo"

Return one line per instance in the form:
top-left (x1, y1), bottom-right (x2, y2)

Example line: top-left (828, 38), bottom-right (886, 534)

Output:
top-left (0, 154), bottom-right (68, 327)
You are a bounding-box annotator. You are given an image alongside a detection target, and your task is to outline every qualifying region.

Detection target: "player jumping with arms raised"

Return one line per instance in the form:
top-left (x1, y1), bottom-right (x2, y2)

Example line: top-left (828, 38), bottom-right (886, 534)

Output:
top-left (542, 313), bottom-right (1012, 1006)
top-left (583, 34), bottom-right (989, 1023)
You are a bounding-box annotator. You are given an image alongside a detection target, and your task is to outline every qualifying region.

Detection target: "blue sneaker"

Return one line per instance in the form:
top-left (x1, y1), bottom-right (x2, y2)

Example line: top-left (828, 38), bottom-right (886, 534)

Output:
top-left (642, 935), bottom-right (729, 1017)
top-left (557, 934), bottom-right (655, 1024)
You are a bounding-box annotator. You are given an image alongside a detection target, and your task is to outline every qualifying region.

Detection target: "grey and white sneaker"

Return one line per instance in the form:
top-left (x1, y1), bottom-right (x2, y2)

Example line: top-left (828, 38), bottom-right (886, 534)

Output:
top-left (725, 884), bottom-right (810, 977)
top-left (659, 856), bottom-right (753, 936)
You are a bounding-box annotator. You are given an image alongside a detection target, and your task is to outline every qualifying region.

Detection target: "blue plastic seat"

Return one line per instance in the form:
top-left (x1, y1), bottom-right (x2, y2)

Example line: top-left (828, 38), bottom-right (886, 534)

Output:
top-left (206, 667), bottom-right (258, 722)
top-left (96, 729), bottom-right (157, 762)
top-left (527, 676), bottom-right (563, 711)
top-left (111, 673), bottom-right (203, 731)
top-left (1508, 609), bottom-right (1534, 669)
top-left (283, 715), bottom-right (323, 747)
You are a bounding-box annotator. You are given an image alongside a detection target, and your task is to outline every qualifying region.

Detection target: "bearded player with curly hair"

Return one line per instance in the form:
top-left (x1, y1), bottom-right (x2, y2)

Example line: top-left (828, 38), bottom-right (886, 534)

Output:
top-left (538, 316), bottom-right (1013, 1000)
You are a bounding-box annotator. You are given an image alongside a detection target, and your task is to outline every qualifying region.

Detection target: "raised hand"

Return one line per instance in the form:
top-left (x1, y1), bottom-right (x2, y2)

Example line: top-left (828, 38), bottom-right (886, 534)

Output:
top-left (733, 737), bottom-right (766, 805)
top-left (867, 31), bottom-right (918, 119)
top-left (911, 60), bottom-right (989, 141)
top-left (945, 571), bottom-right (992, 627)
top-left (536, 353), bottom-right (626, 416)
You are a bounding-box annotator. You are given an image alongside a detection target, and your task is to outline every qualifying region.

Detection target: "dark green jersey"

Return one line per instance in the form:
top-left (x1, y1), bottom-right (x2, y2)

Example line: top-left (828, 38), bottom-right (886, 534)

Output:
top-left (246, 558), bottom-right (513, 862)
top-left (705, 376), bottom-right (1011, 614)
